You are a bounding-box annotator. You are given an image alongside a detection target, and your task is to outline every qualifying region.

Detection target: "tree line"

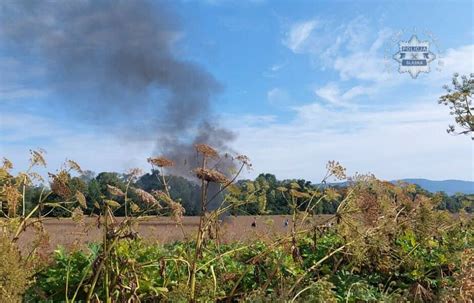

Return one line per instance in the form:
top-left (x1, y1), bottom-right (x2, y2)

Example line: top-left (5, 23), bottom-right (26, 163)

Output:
top-left (15, 170), bottom-right (473, 217)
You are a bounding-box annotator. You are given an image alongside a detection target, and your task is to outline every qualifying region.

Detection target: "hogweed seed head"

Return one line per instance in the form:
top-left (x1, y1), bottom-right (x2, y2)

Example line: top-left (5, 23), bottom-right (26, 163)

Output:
top-left (326, 160), bottom-right (347, 180)
top-left (49, 172), bottom-right (72, 199)
top-left (133, 188), bottom-right (160, 207)
top-left (2, 158), bottom-right (13, 170)
top-left (235, 154), bottom-right (252, 170)
top-left (75, 191), bottom-right (87, 209)
top-left (153, 190), bottom-right (174, 205)
top-left (147, 156), bottom-right (174, 168)
top-left (107, 185), bottom-right (125, 197)
top-left (127, 168), bottom-right (143, 182)
top-left (30, 149), bottom-right (46, 167)
top-left (194, 144), bottom-right (219, 159)
top-left (66, 160), bottom-right (83, 174)
top-left (194, 167), bottom-right (229, 184)
top-left (4, 184), bottom-right (21, 215)
top-left (153, 190), bottom-right (185, 223)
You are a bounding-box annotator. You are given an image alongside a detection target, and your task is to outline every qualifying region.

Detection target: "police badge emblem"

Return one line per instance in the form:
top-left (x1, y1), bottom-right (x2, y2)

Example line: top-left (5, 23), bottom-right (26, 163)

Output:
top-left (392, 35), bottom-right (437, 79)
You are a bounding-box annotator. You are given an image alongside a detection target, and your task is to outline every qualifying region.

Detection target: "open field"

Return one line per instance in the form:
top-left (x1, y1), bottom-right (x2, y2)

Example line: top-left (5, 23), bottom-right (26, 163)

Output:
top-left (17, 215), bottom-right (335, 252)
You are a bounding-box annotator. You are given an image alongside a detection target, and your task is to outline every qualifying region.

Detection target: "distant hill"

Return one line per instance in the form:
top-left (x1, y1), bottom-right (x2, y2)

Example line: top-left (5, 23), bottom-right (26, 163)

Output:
top-left (395, 179), bottom-right (474, 195)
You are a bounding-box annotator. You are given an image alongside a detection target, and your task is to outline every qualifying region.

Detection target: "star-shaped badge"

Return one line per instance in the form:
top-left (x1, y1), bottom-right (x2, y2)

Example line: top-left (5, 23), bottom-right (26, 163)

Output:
top-left (393, 35), bottom-right (436, 78)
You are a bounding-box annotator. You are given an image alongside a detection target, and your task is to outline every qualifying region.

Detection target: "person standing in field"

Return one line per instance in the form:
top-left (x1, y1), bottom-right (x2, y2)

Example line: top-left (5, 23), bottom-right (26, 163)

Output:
top-left (284, 218), bottom-right (289, 227)
top-left (251, 217), bottom-right (257, 228)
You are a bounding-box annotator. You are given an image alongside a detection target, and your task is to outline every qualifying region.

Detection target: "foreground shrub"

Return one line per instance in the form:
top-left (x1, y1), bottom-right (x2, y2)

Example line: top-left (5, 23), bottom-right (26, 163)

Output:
top-left (27, 217), bottom-right (472, 302)
top-left (3, 150), bottom-right (473, 302)
top-left (0, 235), bottom-right (30, 302)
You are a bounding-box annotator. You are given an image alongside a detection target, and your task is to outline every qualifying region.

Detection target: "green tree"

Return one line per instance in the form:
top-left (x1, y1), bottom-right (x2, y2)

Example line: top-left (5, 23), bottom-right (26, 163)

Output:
top-left (439, 73), bottom-right (474, 139)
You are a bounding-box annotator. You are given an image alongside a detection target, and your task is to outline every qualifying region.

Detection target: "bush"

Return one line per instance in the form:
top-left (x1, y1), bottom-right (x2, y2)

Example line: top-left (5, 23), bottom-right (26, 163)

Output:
top-left (0, 235), bottom-right (30, 302)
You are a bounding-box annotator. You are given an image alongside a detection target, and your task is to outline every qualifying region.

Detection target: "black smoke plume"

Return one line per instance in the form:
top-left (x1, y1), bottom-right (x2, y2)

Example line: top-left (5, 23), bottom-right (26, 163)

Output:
top-left (0, 0), bottom-right (236, 178)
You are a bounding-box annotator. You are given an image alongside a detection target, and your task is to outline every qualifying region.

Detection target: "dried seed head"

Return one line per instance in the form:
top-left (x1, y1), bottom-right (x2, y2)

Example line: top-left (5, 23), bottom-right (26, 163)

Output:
top-left (127, 168), bottom-right (143, 178)
top-left (28, 172), bottom-right (45, 183)
top-left (107, 185), bottom-right (125, 197)
top-left (133, 188), bottom-right (160, 207)
top-left (2, 158), bottom-right (13, 170)
top-left (347, 173), bottom-right (375, 184)
top-left (66, 160), bottom-right (83, 174)
top-left (194, 167), bottom-right (229, 184)
top-left (127, 168), bottom-right (143, 182)
top-left (147, 156), bottom-right (174, 167)
top-left (324, 188), bottom-right (341, 201)
top-left (235, 154), bottom-right (252, 169)
top-left (71, 207), bottom-right (84, 223)
top-left (153, 190), bottom-right (185, 223)
top-left (49, 172), bottom-right (72, 199)
top-left (4, 184), bottom-right (21, 216)
top-left (105, 199), bottom-right (121, 209)
top-left (356, 189), bottom-right (380, 226)
top-left (289, 189), bottom-right (310, 199)
top-left (130, 202), bottom-right (140, 213)
top-left (30, 149), bottom-right (46, 167)
top-left (153, 190), bottom-right (174, 205)
top-left (326, 160), bottom-right (346, 180)
top-left (17, 172), bottom-right (32, 187)
top-left (169, 202), bottom-right (185, 223)
top-left (75, 191), bottom-right (87, 209)
top-left (194, 144), bottom-right (219, 159)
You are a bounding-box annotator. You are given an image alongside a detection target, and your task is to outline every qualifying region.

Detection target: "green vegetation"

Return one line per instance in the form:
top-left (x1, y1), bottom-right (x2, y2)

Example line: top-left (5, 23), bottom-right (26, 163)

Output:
top-left (11, 167), bottom-right (473, 218)
top-left (27, 223), bottom-right (471, 302)
top-left (0, 147), bottom-right (473, 302)
top-left (0, 79), bottom-right (472, 301)
top-left (439, 73), bottom-right (474, 139)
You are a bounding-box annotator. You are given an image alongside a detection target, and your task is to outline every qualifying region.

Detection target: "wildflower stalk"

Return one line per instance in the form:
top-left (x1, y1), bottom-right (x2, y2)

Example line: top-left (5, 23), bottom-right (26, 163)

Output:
top-left (86, 206), bottom-right (115, 302)
top-left (104, 207), bottom-right (110, 303)
top-left (190, 155), bottom-right (207, 301)
top-left (12, 204), bottom-right (40, 241)
top-left (21, 175), bottom-right (26, 217)
top-left (65, 257), bottom-right (72, 303)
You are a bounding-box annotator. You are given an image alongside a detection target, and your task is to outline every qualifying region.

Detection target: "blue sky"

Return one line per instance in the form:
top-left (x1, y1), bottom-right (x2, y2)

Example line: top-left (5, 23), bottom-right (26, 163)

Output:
top-left (1, 0), bottom-right (473, 182)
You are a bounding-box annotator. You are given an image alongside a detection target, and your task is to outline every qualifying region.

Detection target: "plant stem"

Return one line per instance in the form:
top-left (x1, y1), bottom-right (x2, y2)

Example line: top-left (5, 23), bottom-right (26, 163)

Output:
top-left (190, 157), bottom-right (207, 302)
top-left (22, 175), bottom-right (27, 217)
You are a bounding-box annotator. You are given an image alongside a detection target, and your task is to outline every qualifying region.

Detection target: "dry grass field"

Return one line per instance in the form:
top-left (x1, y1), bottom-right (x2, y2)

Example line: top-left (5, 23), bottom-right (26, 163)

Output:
top-left (16, 215), bottom-right (335, 252)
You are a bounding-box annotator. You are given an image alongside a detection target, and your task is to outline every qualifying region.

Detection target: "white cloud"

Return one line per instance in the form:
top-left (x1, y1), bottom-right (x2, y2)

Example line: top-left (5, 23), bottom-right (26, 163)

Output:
top-left (423, 44), bottom-right (474, 83)
top-left (267, 87), bottom-right (291, 106)
top-left (314, 83), bottom-right (353, 108)
top-left (0, 56), bottom-right (48, 101)
top-left (263, 62), bottom-right (287, 78)
top-left (282, 16), bottom-right (374, 64)
top-left (229, 99), bottom-right (473, 182)
top-left (333, 52), bottom-right (387, 82)
top-left (330, 27), bottom-right (393, 83)
top-left (270, 63), bottom-right (285, 72)
top-left (283, 20), bottom-right (318, 53)
top-left (0, 111), bottom-right (155, 176)
top-left (264, 24), bottom-right (474, 182)
top-left (340, 16), bottom-right (371, 52)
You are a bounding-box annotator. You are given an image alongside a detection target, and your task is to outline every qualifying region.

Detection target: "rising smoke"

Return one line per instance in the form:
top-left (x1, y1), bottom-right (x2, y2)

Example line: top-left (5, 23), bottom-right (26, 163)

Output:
top-left (0, 0), bottom-right (236, 177)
